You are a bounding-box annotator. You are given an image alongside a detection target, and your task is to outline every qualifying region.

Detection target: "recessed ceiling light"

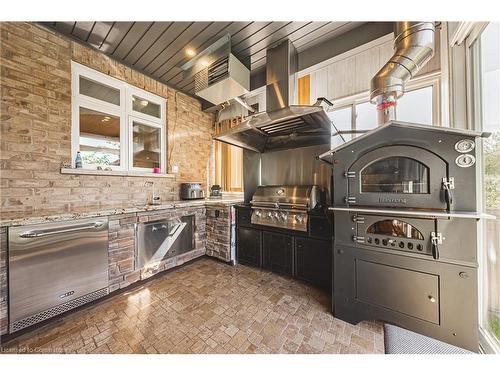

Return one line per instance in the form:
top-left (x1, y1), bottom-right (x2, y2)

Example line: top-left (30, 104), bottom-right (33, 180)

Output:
top-left (185, 48), bottom-right (196, 57)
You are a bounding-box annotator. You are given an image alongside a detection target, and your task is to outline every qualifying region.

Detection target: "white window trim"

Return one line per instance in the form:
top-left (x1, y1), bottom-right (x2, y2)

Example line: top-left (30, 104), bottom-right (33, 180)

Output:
top-left (128, 86), bottom-right (166, 124)
top-left (464, 22), bottom-right (500, 354)
top-left (128, 116), bottom-right (166, 173)
top-left (328, 71), bottom-right (442, 131)
top-left (71, 61), bottom-right (166, 173)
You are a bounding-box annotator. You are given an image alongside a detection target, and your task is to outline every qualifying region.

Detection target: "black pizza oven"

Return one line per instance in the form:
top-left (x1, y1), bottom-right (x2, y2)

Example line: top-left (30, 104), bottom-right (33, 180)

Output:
top-left (321, 120), bottom-right (491, 352)
top-left (329, 121), bottom-right (483, 212)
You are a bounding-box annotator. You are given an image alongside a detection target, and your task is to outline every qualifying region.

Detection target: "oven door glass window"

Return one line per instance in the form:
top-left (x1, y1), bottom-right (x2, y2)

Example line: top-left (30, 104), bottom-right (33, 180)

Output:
top-left (367, 219), bottom-right (424, 240)
top-left (361, 157), bottom-right (429, 194)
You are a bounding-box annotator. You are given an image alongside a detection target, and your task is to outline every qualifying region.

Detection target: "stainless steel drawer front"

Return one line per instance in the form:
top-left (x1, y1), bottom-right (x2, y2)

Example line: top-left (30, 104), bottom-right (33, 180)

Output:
top-left (136, 216), bottom-right (194, 269)
top-left (8, 218), bottom-right (109, 331)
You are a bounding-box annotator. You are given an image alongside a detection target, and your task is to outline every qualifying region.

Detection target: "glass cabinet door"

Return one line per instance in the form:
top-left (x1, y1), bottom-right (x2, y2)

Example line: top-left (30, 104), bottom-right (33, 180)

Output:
top-left (132, 121), bottom-right (161, 169)
top-left (361, 157), bottom-right (430, 194)
top-left (347, 145), bottom-right (448, 209)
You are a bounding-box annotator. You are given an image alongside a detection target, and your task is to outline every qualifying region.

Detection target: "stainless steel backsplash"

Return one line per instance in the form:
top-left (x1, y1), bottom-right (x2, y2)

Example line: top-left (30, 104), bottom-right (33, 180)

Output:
top-left (243, 144), bottom-right (332, 205)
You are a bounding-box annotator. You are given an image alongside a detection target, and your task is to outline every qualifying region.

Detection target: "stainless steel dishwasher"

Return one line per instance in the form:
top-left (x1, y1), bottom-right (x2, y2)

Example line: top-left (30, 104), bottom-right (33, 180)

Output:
top-left (8, 217), bottom-right (109, 333)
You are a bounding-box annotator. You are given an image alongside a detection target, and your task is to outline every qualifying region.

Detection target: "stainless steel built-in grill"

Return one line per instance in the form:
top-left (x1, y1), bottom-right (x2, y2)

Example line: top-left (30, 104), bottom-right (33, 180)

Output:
top-left (250, 185), bottom-right (321, 232)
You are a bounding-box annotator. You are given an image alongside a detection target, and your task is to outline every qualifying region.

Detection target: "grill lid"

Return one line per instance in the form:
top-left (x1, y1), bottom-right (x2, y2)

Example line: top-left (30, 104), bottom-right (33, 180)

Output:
top-left (251, 185), bottom-right (321, 210)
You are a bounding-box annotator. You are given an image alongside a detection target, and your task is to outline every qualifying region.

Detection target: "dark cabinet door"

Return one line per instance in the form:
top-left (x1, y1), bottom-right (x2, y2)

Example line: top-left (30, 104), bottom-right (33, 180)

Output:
top-left (295, 237), bottom-right (332, 291)
top-left (262, 232), bottom-right (293, 276)
top-left (236, 206), bottom-right (252, 228)
top-left (237, 227), bottom-right (261, 267)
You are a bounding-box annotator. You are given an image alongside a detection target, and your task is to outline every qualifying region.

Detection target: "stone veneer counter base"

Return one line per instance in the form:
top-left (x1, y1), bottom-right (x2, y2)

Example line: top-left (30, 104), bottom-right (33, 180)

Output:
top-left (0, 198), bottom-right (242, 337)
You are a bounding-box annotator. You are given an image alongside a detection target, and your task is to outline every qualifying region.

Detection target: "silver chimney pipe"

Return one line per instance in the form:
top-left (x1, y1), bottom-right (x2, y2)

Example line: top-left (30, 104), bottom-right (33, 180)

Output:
top-left (370, 22), bottom-right (436, 125)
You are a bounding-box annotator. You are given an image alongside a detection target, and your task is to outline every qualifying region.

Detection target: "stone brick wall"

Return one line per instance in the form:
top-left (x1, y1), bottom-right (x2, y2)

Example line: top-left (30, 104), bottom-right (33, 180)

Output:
top-left (0, 22), bottom-right (214, 214)
top-left (0, 227), bottom-right (7, 337)
top-left (205, 205), bottom-right (232, 262)
top-left (108, 214), bottom-right (138, 293)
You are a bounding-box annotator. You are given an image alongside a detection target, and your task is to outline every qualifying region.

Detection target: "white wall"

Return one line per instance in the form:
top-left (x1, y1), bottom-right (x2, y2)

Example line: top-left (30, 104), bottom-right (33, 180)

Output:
top-left (218, 29), bottom-right (442, 119)
top-left (303, 32), bottom-right (442, 103)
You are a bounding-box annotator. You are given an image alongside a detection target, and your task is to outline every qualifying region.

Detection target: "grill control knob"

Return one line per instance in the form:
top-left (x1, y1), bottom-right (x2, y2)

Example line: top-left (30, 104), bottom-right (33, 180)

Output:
top-left (280, 212), bottom-right (288, 221)
top-left (295, 214), bottom-right (304, 224)
top-left (255, 210), bottom-right (262, 217)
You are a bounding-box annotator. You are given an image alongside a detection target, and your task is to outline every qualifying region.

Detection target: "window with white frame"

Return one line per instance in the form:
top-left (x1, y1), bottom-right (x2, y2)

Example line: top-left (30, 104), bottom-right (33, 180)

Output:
top-left (71, 62), bottom-right (166, 173)
top-left (328, 79), bottom-right (439, 148)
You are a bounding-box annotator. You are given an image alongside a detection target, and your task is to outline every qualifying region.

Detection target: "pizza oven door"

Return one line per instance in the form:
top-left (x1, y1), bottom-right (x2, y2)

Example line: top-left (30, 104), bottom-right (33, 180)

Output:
top-left (346, 145), bottom-right (450, 210)
top-left (354, 214), bottom-right (435, 258)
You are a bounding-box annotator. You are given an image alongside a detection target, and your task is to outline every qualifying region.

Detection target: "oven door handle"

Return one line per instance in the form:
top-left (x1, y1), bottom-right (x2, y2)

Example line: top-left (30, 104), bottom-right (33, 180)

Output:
top-left (431, 241), bottom-right (440, 260)
top-left (442, 179), bottom-right (454, 208)
top-left (444, 186), bottom-right (453, 207)
top-left (430, 232), bottom-right (442, 260)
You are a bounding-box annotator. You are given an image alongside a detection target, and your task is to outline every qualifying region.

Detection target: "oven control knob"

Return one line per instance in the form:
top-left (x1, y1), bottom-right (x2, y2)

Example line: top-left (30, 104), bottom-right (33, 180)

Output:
top-left (295, 214), bottom-right (304, 224)
top-left (280, 212), bottom-right (288, 221)
top-left (267, 211), bottom-right (273, 218)
top-left (255, 210), bottom-right (262, 218)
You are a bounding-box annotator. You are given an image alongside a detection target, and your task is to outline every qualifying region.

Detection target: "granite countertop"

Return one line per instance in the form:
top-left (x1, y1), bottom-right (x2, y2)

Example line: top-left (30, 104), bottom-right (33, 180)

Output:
top-left (0, 197), bottom-right (244, 227)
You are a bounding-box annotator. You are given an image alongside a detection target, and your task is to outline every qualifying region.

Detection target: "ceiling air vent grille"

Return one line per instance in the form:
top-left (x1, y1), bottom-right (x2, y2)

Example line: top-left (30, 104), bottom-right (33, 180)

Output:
top-left (194, 67), bottom-right (209, 93)
top-left (194, 54), bottom-right (249, 105)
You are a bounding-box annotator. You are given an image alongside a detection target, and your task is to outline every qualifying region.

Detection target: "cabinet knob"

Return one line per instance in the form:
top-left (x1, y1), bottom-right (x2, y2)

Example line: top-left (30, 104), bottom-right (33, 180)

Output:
top-left (428, 295), bottom-right (436, 303)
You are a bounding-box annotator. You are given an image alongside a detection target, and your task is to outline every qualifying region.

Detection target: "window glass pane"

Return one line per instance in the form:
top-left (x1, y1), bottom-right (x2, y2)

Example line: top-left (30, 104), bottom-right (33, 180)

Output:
top-left (367, 220), bottom-right (424, 240)
top-left (132, 95), bottom-right (161, 118)
top-left (329, 107), bottom-right (352, 147)
top-left (355, 101), bottom-right (377, 131)
top-left (397, 86), bottom-right (433, 124)
top-left (79, 76), bottom-right (120, 105)
top-left (132, 121), bottom-right (161, 169)
top-left (361, 157), bottom-right (429, 194)
top-left (79, 107), bottom-right (120, 166)
top-left (480, 22), bottom-right (500, 347)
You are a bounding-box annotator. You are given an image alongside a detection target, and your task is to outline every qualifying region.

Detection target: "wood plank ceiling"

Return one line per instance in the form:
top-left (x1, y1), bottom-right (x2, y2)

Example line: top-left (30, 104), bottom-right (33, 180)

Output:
top-left (41, 21), bottom-right (365, 98)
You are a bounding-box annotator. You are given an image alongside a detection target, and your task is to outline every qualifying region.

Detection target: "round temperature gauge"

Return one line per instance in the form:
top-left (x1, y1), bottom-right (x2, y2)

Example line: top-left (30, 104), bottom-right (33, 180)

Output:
top-left (455, 139), bottom-right (475, 153)
top-left (455, 154), bottom-right (476, 168)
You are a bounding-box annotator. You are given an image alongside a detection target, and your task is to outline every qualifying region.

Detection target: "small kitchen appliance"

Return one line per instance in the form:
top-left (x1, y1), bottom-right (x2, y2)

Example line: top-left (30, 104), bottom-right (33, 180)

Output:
top-left (209, 185), bottom-right (222, 197)
top-left (180, 182), bottom-right (205, 200)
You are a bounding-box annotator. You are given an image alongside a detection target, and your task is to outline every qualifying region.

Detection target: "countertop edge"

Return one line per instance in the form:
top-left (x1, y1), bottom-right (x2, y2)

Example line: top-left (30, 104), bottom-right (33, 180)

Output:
top-left (0, 199), bottom-right (244, 227)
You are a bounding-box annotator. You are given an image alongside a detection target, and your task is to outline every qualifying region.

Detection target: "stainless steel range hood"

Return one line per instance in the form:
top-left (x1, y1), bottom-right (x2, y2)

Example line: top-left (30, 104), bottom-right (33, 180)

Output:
top-left (214, 40), bottom-right (332, 153)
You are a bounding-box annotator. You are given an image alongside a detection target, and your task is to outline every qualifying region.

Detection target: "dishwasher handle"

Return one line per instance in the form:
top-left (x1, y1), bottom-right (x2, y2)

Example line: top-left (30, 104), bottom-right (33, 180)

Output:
top-left (19, 221), bottom-right (106, 238)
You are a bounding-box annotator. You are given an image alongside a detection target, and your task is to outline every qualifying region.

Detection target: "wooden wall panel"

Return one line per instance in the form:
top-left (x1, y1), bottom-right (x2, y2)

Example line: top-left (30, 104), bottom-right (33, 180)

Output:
top-left (298, 75), bottom-right (311, 105)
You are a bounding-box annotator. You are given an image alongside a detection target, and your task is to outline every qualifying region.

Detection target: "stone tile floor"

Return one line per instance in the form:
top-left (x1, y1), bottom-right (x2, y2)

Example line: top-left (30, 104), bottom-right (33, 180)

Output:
top-left (1, 257), bottom-right (384, 354)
